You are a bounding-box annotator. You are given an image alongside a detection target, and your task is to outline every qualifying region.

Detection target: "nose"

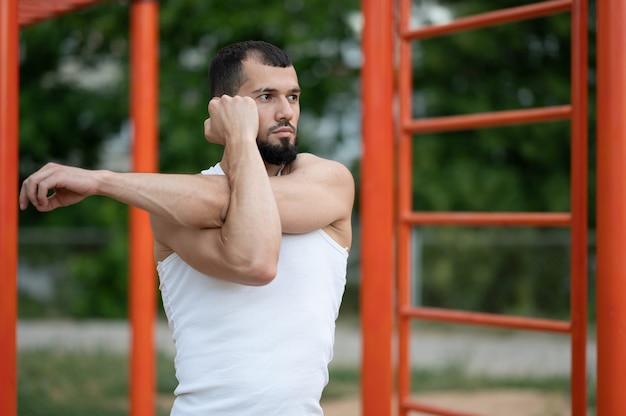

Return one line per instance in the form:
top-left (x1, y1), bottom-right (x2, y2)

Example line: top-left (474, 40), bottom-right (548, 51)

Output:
top-left (275, 96), bottom-right (294, 121)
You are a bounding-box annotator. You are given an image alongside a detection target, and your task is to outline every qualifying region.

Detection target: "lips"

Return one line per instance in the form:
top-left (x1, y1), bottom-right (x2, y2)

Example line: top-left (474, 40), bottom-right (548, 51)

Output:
top-left (270, 127), bottom-right (294, 137)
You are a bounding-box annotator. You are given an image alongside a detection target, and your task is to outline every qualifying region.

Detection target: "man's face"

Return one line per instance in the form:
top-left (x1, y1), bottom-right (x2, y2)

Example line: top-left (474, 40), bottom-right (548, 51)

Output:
top-left (237, 59), bottom-right (301, 165)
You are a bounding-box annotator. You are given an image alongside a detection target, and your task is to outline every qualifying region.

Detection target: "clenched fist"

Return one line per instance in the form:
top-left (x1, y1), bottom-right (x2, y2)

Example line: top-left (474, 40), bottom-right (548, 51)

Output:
top-left (204, 95), bottom-right (259, 146)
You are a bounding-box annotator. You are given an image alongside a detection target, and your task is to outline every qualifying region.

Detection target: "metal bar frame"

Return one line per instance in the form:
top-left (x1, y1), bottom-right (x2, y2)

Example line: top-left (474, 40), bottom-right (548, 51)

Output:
top-left (568, 0), bottom-right (589, 413)
top-left (402, 212), bottom-right (571, 227)
top-left (360, 0), bottom-right (396, 415)
top-left (402, 307), bottom-right (571, 333)
top-left (0, 0), bottom-right (19, 415)
top-left (400, 0), bottom-right (572, 41)
top-left (396, 0), bottom-right (414, 414)
top-left (405, 105), bottom-right (571, 134)
top-left (18, 0), bottom-right (107, 26)
top-left (394, 1), bottom-right (588, 415)
top-left (0, 1), bottom-right (159, 414)
top-left (129, 1), bottom-right (158, 415)
top-left (596, 0), bottom-right (626, 414)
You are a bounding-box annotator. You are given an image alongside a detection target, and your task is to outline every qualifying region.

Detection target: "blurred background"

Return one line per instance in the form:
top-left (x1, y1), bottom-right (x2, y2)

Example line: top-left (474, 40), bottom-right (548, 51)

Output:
top-left (16, 0), bottom-right (598, 414)
top-left (18, 0), bottom-right (599, 325)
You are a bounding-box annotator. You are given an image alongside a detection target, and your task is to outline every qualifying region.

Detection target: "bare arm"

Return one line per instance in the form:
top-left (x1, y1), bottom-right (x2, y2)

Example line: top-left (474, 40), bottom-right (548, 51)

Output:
top-left (20, 98), bottom-right (281, 285)
top-left (205, 118), bottom-right (353, 245)
top-left (153, 152), bottom-right (354, 274)
top-left (208, 95), bottom-right (282, 283)
top-left (153, 95), bottom-right (282, 285)
top-left (19, 164), bottom-right (230, 229)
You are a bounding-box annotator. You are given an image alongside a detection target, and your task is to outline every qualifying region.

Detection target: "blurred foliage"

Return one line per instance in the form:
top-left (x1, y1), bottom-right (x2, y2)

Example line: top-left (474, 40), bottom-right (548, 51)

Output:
top-left (400, 0), bottom-right (597, 318)
top-left (18, 0), bottom-right (597, 320)
top-left (410, 0), bottom-right (596, 219)
top-left (59, 229), bottom-right (129, 318)
top-left (416, 228), bottom-right (578, 320)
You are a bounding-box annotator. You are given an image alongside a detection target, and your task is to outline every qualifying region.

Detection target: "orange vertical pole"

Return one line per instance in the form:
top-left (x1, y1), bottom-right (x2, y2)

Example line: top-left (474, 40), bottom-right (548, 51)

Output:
top-left (596, 0), bottom-right (626, 415)
top-left (360, 0), bottom-right (395, 415)
top-left (569, 1), bottom-right (588, 415)
top-left (396, 0), bottom-right (412, 414)
top-left (129, 1), bottom-right (158, 415)
top-left (0, 0), bottom-right (19, 415)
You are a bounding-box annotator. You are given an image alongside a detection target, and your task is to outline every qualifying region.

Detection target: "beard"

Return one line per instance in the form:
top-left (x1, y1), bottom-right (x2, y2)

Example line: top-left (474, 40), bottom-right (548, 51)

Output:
top-left (257, 122), bottom-right (298, 166)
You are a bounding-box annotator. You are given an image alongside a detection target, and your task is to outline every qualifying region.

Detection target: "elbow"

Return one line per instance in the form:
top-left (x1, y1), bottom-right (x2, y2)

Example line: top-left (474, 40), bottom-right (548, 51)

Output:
top-left (227, 258), bottom-right (277, 286)
top-left (245, 241), bottom-right (280, 285)
top-left (196, 257), bottom-right (277, 286)
top-left (224, 232), bottom-right (281, 286)
top-left (217, 228), bottom-right (281, 285)
top-left (224, 252), bottom-right (278, 286)
top-left (246, 261), bottom-right (277, 286)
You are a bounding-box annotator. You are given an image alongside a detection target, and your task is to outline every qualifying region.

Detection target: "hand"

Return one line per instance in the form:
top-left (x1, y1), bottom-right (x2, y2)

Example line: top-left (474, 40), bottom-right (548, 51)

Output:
top-left (19, 162), bottom-right (100, 212)
top-left (203, 118), bottom-right (224, 145)
top-left (205, 95), bottom-right (259, 146)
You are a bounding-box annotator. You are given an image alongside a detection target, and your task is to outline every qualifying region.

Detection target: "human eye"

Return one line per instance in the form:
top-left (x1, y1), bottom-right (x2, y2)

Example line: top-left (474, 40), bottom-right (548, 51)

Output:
top-left (258, 93), bottom-right (271, 101)
top-left (288, 94), bottom-right (299, 102)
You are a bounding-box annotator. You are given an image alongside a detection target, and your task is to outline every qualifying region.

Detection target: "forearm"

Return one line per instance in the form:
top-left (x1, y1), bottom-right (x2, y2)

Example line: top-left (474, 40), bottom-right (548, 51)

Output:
top-left (219, 142), bottom-right (282, 278)
top-left (97, 170), bottom-right (230, 228)
top-left (150, 94), bottom-right (281, 285)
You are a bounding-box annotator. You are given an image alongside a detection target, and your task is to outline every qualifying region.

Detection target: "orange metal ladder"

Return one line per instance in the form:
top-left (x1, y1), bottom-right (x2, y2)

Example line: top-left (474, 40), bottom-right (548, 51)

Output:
top-left (395, 1), bottom-right (589, 415)
top-left (0, 2), bottom-right (158, 415)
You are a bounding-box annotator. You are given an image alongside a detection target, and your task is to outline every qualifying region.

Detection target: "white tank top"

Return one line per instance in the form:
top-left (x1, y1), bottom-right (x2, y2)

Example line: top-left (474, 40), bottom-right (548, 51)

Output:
top-left (157, 164), bottom-right (348, 415)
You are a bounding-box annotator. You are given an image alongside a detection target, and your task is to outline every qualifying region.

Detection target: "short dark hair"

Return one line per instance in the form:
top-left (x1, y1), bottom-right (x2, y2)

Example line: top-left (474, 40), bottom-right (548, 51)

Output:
top-left (209, 40), bottom-right (293, 98)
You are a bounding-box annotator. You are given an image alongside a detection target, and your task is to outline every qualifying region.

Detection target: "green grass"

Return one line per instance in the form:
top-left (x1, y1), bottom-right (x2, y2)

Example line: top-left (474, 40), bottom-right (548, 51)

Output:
top-left (18, 349), bottom-right (595, 415)
top-left (323, 365), bottom-right (582, 399)
top-left (18, 349), bottom-right (176, 416)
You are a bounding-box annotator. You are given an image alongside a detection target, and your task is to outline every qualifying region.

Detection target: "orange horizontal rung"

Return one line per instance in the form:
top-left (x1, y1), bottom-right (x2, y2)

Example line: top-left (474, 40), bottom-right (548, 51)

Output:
top-left (402, 398), bottom-right (484, 416)
top-left (401, 0), bottom-right (572, 40)
top-left (404, 105), bottom-right (571, 134)
top-left (401, 212), bottom-right (571, 227)
top-left (402, 306), bottom-right (572, 333)
top-left (18, 0), bottom-right (105, 26)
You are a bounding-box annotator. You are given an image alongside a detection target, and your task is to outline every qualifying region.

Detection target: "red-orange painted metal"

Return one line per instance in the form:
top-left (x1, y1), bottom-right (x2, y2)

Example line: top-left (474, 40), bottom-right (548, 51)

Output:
top-left (0, 0), bottom-right (19, 414)
top-left (405, 105), bottom-right (571, 134)
top-left (4, 1), bottom-right (159, 414)
top-left (129, 1), bottom-right (158, 415)
top-left (402, 307), bottom-right (571, 333)
top-left (360, 0), bottom-right (395, 414)
top-left (394, 1), bottom-right (588, 415)
top-left (568, 0), bottom-right (589, 413)
top-left (402, 399), bottom-right (484, 416)
top-left (396, 0), bottom-right (414, 412)
top-left (18, 0), bottom-right (106, 26)
top-left (401, 0), bottom-right (571, 41)
top-left (402, 212), bottom-right (571, 227)
top-left (596, 0), bottom-right (626, 415)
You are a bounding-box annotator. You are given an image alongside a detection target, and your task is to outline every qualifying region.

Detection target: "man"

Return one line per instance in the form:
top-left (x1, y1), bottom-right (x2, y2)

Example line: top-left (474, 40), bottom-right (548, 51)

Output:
top-left (20, 40), bottom-right (354, 415)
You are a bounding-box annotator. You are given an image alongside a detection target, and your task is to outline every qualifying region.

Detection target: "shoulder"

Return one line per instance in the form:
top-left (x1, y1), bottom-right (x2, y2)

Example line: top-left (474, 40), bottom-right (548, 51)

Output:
top-left (293, 155), bottom-right (354, 249)
top-left (292, 152), bottom-right (341, 167)
top-left (291, 153), bottom-right (354, 184)
top-left (292, 152), bottom-right (355, 219)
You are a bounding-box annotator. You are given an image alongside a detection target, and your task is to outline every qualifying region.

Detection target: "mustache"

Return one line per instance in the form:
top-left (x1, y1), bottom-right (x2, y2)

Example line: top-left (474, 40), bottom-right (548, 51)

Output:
top-left (267, 120), bottom-right (296, 135)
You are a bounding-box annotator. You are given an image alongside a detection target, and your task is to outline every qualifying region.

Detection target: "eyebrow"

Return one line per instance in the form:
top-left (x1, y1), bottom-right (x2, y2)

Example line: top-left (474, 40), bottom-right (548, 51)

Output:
top-left (251, 87), bottom-right (301, 94)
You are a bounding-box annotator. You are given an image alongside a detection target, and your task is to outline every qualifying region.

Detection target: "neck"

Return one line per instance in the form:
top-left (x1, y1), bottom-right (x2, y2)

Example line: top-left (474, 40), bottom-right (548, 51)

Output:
top-left (266, 162), bottom-right (285, 177)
